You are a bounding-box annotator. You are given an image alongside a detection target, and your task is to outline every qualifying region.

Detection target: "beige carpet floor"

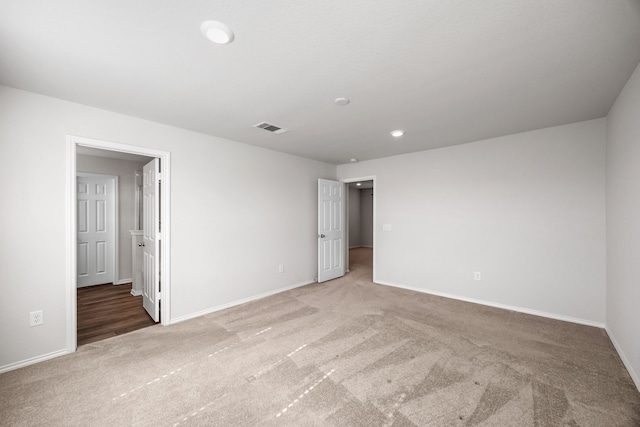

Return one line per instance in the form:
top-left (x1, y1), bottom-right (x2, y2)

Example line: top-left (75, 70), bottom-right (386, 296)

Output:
top-left (1, 248), bottom-right (639, 426)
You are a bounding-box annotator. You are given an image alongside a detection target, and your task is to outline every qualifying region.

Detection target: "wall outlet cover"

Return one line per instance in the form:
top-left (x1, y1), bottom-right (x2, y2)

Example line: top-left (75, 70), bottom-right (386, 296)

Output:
top-left (29, 310), bottom-right (44, 327)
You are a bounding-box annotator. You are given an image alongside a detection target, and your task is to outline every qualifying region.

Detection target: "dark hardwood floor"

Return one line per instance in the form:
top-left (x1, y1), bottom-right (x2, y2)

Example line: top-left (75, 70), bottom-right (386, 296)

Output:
top-left (77, 283), bottom-right (157, 346)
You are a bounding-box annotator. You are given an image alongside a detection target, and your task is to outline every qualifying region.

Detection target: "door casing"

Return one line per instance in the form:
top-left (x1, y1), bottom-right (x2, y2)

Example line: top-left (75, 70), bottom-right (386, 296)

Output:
top-left (66, 135), bottom-right (171, 354)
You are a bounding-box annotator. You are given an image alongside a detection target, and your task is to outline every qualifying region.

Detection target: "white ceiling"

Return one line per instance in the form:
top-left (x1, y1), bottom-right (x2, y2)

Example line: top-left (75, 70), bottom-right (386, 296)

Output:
top-left (2, 1), bottom-right (639, 165)
top-left (76, 146), bottom-right (153, 163)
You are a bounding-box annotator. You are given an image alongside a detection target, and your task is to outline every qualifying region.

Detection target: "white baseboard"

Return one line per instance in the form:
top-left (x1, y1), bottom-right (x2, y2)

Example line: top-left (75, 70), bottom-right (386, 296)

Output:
top-left (0, 348), bottom-right (68, 374)
top-left (375, 280), bottom-right (606, 329)
top-left (605, 327), bottom-right (640, 393)
top-left (114, 278), bottom-right (132, 285)
top-left (130, 289), bottom-right (142, 296)
top-left (170, 280), bottom-right (316, 325)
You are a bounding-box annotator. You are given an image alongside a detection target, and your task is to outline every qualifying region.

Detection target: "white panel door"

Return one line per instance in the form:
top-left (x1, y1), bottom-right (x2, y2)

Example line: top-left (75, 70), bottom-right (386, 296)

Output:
top-left (143, 158), bottom-right (160, 322)
top-left (77, 174), bottom-right (115, 287)
top-left (318, 179), bottom-right (345, 283)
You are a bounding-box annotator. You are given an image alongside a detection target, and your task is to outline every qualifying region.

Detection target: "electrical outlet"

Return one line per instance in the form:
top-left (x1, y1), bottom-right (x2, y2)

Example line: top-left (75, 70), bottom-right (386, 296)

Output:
top-left (474, 272), bottom-right (482, 281)
top-left (30, 310), bottom-right (44, 327)
top-left (278, 264), bottom-right (284, 273)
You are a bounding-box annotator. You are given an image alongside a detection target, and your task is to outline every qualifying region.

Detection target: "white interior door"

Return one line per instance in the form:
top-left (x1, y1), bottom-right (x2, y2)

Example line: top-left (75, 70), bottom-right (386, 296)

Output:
top-left (143, 158), bottom-right (160, 322)
top-left (318, 179), bottom-right (345, 283)
top-left (77, 174), bottom-right (115, 287)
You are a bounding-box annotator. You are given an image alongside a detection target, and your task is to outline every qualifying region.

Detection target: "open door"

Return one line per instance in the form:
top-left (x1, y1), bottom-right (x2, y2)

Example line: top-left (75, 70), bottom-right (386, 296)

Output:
top-left (318, 179), bottom-right (345, 283)
top-left (142, 158), bottom-right (160, 321)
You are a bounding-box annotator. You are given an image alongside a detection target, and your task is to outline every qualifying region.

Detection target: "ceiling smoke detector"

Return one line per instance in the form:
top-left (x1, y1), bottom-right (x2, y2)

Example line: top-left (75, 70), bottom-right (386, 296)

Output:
top-left (253, 121), bottom-right (289, 134)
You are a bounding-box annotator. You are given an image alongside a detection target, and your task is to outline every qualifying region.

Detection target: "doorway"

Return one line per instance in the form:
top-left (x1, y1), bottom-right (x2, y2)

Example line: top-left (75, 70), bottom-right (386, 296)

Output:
top-left (66, 135), bottom-right (172, 353)
top-left (343, 177), bottom-right (376, 281)
top-left (76, 150), bottom-right (154, 345)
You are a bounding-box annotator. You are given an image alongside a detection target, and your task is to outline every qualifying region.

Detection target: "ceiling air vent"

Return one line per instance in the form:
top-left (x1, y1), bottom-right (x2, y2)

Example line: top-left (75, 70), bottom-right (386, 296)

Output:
top-left (253, 121), bottom-right (289, 134)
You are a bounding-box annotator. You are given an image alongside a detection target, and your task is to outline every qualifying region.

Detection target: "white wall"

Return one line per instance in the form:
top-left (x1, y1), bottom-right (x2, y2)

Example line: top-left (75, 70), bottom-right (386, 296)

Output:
top-left (606, 61), bottom-right (640, 390)
top-left (0, 85), bottom-right (335, 370)
top-left (359, 189), bottom-right (374, 247)
top-left (338, 119), bottom-right (607, 325)
top-left (77, 155), bottom-right (149, 284)
top-left (348, 186), bottom-right (361, 247)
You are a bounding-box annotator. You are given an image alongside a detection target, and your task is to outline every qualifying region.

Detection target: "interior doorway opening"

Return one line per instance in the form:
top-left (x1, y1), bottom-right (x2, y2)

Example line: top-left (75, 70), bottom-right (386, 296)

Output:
top-left (67, 136), bottom-right (171, 353)
top-left (343, 177), bottom-right (376, 281)
top-left (75, 147), bottom-right (157, 345)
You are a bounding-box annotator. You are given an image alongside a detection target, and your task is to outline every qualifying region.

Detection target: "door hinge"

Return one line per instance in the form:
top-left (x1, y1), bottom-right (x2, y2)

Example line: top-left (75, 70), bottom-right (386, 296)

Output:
top-left (157, 172), bottom-right (162, 181)
top-left (157, 291), bottom-right (161, 301)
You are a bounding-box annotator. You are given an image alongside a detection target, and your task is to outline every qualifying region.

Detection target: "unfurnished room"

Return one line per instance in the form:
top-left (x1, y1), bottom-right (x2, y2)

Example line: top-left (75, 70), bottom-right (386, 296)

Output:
top-left (1, 1), bottom-right (640, 425)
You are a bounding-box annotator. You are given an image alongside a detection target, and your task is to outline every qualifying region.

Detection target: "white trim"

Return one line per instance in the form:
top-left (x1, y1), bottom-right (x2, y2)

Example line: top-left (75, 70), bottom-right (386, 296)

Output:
top-left (76, 172), bottom-right (119, 287)
top-left (170, 280), bottom-right (315, 325)
top-left (160, 150), bottom-right (171, 326)
top-left (376, 279), bottom-right (606, 329)
top-left (66, 141), bottom-right (77, 354)
top-left (114, 278), bottom-right (133, 285)
top-left (130, 289), bottom-right (142, 296)
top-left (605, 327), bottom-right (640, 392)
top-left (67, 135), bottom-right (172, 357)
top-left (341, 176), bottom-right (377, 282)
top-left (114, 176), bottom-right (119, 284)
top-left (0, 349), bottom-right (68, 374)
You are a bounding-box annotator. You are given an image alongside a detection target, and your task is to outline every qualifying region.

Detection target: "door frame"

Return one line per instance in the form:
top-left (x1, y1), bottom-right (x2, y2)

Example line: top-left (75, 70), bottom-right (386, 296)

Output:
top-left (66, 135), bottom-right (172, 353)
top-left (76, 172), bottom-right (119, 288)
top-left (340, 176), bottom-right (377, 283)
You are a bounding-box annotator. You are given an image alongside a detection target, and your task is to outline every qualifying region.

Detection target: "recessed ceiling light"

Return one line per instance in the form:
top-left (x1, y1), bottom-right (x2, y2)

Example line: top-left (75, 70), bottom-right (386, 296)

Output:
top-left (349, 158), bottom-right (358, 163)
top-left (334, 97), bottom-right (350, 106)
top-left (391, 129), bottom-right (404, 137)
top-left (201, 20), bottom-right (234, 44)
top-left (356, 182), bottom-right (362, 186)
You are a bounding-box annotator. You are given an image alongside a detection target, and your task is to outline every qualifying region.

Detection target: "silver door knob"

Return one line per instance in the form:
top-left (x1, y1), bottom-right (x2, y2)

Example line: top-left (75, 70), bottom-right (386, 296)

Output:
top-left (320, 234), bottom-right (326, 238)
top-left (138, 242), bottom-right (145, 247)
